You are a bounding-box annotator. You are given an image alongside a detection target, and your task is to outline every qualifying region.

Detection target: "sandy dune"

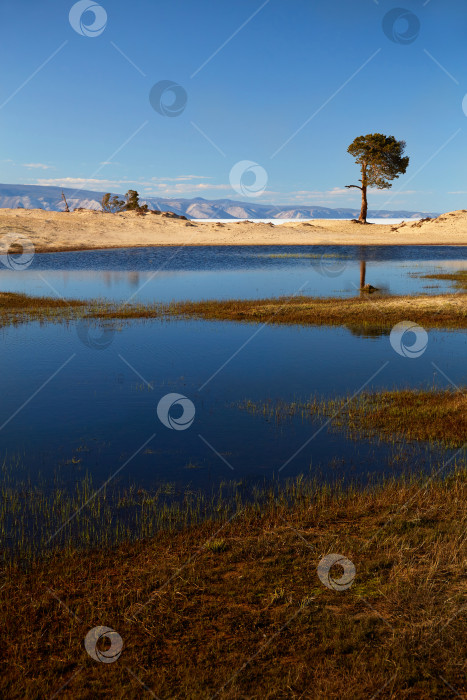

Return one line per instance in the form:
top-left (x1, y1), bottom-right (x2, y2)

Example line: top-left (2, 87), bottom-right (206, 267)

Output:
top-left (0, 208), bottom-right (466, 253)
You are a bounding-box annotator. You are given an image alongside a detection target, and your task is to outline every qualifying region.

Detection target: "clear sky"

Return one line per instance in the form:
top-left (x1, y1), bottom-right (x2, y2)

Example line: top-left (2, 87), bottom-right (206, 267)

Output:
top-left (1, 0), bottom-right (466, 212)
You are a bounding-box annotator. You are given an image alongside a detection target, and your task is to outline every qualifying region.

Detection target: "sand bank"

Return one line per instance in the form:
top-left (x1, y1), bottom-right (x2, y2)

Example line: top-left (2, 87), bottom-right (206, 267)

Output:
top-left (0, 208), bottom-right (466, 253)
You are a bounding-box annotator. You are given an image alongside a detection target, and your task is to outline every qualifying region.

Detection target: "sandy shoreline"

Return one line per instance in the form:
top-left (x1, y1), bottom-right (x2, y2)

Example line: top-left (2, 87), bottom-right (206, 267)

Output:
top-left (0, 208), bottom-right (466, 253)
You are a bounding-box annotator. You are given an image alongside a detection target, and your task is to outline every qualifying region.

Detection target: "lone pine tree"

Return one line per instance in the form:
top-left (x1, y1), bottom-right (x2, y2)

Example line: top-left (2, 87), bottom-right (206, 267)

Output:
top-left (346, 134), bottom-right (409, 223)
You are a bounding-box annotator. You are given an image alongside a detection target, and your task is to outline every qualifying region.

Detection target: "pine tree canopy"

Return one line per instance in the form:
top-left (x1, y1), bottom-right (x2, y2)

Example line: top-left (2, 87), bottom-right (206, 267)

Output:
top-left (347, 133), bottom-right (409, 189)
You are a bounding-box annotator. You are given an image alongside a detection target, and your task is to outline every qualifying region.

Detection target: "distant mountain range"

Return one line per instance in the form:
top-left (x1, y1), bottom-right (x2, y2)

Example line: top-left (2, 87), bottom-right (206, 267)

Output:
top-left (0, 183), bottom-right (440, 220)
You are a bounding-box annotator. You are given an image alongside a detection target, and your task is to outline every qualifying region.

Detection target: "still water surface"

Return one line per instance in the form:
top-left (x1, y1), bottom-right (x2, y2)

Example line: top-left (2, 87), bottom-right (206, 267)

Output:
top-left (0, 245), bottom-right (465, 497)
top-left (0, 245), bottom-right (465, 301)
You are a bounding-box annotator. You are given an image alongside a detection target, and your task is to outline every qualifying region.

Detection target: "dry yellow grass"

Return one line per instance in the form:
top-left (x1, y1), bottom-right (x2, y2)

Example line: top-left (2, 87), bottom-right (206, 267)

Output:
top-left (166, 292), bottom-right (467, 330)
top-left (1, 470), bottom-right (466, 699)
top-left (1, 291), bottom-right (466, 330)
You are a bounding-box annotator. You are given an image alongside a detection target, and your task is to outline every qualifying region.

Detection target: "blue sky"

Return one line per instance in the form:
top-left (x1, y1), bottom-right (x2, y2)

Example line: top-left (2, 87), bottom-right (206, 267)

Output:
top-left (1, 0), bottom-right (466, 212)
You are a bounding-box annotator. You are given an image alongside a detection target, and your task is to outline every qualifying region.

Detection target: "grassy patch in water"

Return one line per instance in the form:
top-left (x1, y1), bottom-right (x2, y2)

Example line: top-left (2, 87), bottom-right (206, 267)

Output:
top-left (240, 389), bottom-right (467, 448)
top-left (412, 269), bottom-right (467, 290)
top-left (1, 467), bottom-right (466, 699)
top-left (0, 290), bottom-right (87, 325)
top-left (166, 293), bottom-right (467, 330)
top-left (1, 290), bottom-right (466, 330)
top-left (0, 292), bottom-right (159, 329)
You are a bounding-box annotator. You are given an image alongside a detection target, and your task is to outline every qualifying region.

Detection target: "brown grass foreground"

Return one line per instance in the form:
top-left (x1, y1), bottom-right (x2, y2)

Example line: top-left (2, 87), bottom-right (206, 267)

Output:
top-left (1, 290), bottom-right (467, 330)
top-left (1, 470), bottom-right (466, 699)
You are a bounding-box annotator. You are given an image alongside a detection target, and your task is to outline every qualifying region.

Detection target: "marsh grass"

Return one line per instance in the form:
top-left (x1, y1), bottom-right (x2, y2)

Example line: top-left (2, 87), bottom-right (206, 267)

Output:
top-left (1, 466), bottom-right (466, 698)
top-left (167, 293), bottom-right (467, 330)
top-left (1, 290), bottom-right (466, 331)
top-left (0, 440), bottom-right (453, 566)
top-left (0, 468), bottom-right (244, 564)
top-left (413, 269), bottom-right (467, 290)
top-left (239, 389), bottom-right (467, 448)
top-left (0, 290), bottom-right (87, 326)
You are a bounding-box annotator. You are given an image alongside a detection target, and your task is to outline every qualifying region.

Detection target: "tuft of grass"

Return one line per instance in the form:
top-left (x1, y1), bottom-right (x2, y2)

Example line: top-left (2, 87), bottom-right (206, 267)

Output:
top-left (205, 538), bottom-right (228, 552)
top-left (184, 461), bottom-right (203, 470)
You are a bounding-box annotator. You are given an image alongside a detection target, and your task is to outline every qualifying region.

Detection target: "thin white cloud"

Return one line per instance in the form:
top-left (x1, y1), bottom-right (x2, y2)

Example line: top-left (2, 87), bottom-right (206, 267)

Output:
top-left (151, 182), bottom-right (229, 190)
top-left (34, 176), bottom-right (228, 196)
top-left (293, 187), bottom-right (349, 198)
top-left (23, 163), bottom-right (53, 170)
top-left (288, 187), bottom-right (419, 200)
top-left (368, 188), bottom-right (418, 196)
top-left (36, 177), bottom-right (135, 189)
top-left (142, 183), bottom-right (231, 197)
top-left (151, 175), bottom-right (212, 182)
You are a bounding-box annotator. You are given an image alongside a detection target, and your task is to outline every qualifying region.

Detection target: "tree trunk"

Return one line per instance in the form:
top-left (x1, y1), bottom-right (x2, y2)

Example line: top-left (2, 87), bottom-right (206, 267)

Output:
top-left (359, 164), bottom-right (368, 223)
top-left (359, 187), bottom-right (368, 223)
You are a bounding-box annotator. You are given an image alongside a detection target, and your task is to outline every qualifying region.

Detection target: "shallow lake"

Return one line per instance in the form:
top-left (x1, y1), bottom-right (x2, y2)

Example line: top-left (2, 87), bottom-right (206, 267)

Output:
top-left (0, 245), bottom-right (466, 302)
top-left (0, 245), bottom-right (465, 505)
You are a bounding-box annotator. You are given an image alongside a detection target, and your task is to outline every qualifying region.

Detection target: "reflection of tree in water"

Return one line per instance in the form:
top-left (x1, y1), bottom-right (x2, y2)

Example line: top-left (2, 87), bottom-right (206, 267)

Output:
top-left (357, 247), bottom-right (389, 294)
top-left (358, 246), bottom-right (368, 291)
top-left (345, 324), bottom-right (390, 339)
top-left (360, 260), bottom-right (366, 289)
top-left (101, 271), bottom-right (141, 288)
top-left (128, 272), bottom-right (141, 287)
top-left (344, 245), bottom-right (427, 263)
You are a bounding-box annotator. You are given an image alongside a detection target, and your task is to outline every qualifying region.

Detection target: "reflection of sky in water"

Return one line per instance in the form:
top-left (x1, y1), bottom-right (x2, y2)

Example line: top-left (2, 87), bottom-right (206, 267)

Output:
top-left (0, 245), bottom-right (465, 302)
top-left (0, 245), bottom-right (464, 498)
top-left (1, 315), bottom-right (465, 492)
